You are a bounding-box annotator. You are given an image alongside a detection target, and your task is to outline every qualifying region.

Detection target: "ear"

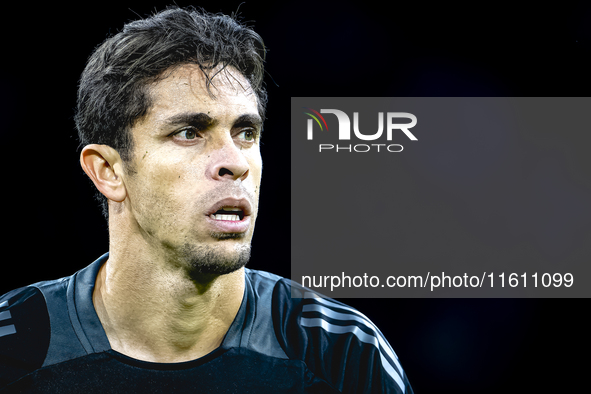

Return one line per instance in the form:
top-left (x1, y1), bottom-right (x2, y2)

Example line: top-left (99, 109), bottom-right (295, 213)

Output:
top-left (80, 144), bottom-right (127, 203)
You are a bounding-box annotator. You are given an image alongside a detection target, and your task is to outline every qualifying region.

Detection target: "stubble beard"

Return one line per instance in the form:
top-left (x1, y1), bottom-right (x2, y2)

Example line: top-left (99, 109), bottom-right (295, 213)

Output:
top-left (180, 232), bottom-right (251, 277)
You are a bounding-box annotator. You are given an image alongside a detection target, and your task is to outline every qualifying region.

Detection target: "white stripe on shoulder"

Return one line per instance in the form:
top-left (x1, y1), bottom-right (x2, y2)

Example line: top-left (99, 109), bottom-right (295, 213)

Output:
top-left (0, 301), bottom-right (12, 322)
top-left (0, 325), bottom-right (16, 338)
top-left (301, 317), bottom-right (378, 346)
top-left (304, 292), bottom-right (401, 362)
top-left (302, 293), bottom-right (405, 392)
top-left (0, 310), bottom-right (12, 322)
top-left (302, 302), bottom-right (403, 377)
top-left (301, 317), bottom-right (405, 393)
top-left (304, 292), bottom-right (386, 336)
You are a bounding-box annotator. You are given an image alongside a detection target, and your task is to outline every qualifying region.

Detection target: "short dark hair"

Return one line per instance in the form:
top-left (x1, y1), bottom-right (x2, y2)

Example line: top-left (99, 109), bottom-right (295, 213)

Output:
top-left (75, 6), bottom-right (267, 218)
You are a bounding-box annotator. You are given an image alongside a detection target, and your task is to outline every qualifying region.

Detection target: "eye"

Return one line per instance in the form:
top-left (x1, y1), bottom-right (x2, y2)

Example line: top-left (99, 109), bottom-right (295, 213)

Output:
top-left (237, 129), bottom-right (257, 142)
top-left (174, 127), bottom-right (198, 140)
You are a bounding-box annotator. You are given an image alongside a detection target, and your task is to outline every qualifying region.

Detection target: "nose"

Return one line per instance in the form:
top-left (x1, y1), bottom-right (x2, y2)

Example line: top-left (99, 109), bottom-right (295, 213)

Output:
top-left (208, 139), bottom-right (250, 182)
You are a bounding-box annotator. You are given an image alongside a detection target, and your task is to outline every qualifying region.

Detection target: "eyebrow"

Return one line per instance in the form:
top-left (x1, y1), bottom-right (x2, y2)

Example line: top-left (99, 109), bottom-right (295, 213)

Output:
top-left (164, 112), bottom-right (216, 129)
top-left (232, 114), bottom-right (263, 129)
top-left (163, 112), bottom-right (263, 131)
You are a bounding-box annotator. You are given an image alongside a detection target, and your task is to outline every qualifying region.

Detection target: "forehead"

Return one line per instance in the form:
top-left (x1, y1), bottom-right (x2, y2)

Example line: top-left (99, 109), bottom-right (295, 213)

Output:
top-left (146, 64), bottom-right (258, 121)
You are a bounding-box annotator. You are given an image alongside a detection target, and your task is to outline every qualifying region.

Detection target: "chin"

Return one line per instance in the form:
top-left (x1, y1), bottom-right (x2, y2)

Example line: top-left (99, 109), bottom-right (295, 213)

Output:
top-left (209, 231), bottom-right (246, 240)
top-left (180, 241), bottom-right (251, 277)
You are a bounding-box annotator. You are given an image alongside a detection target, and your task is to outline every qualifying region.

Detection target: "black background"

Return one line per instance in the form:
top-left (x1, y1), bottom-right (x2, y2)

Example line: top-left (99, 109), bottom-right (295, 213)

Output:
top-left (1, 1), bottom-right (589, 392)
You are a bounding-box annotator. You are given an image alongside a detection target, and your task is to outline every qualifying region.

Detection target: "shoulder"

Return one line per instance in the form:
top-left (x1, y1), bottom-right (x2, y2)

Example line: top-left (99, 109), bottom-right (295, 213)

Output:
top-left (0, 285), bottom-right (51, 388)
top-left (246, 272), bottom-right (412, 393)
top-left (0, 273), bottom-right (77, 390)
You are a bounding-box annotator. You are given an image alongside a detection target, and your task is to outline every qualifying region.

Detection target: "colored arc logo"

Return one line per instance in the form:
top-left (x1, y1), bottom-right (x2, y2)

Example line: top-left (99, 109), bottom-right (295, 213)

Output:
top-left (303, 107), bottom-right (329, 131)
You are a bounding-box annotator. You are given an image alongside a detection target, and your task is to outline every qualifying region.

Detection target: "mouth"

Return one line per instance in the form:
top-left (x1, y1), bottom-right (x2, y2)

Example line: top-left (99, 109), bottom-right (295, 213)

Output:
top-left (210, 206), bottom-right (245, 221)
top-left (205, 197), bottom-right (253, 233)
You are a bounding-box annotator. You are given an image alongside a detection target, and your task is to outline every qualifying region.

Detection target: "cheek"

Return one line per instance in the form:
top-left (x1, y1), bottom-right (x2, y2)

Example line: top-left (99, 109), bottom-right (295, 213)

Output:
top-left (249, 150), bottom-right (263, 180)
top-left (139, 146), bottom-right (207, 188)
top-left (249, 154), bottom-right (263, 215)
top-left (128, 153), bottom-right (205, 224)
top-left (154, 158), bottom-right (209, 208)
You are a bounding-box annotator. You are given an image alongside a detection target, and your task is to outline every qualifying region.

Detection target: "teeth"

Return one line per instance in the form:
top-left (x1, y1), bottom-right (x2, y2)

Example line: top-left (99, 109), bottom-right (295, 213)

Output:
top-left (210, 206), bottom-right (244, 221)
top-left (211, 214), bottom-right (240, 221)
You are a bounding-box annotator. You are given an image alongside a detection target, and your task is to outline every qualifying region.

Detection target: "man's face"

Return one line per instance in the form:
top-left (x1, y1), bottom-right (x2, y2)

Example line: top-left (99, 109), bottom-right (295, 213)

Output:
top-left (123, 64), bottom-right (262, 277)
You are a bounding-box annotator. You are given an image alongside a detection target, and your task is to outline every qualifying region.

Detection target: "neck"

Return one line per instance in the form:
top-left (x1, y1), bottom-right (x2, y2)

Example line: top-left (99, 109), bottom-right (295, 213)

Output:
top-left (93, 225), bottom-right (245, 363)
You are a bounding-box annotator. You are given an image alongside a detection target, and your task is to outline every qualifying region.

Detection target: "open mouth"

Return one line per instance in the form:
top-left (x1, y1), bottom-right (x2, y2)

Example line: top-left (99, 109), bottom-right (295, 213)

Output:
top-left (209, 207), bottom-right (245, 221)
